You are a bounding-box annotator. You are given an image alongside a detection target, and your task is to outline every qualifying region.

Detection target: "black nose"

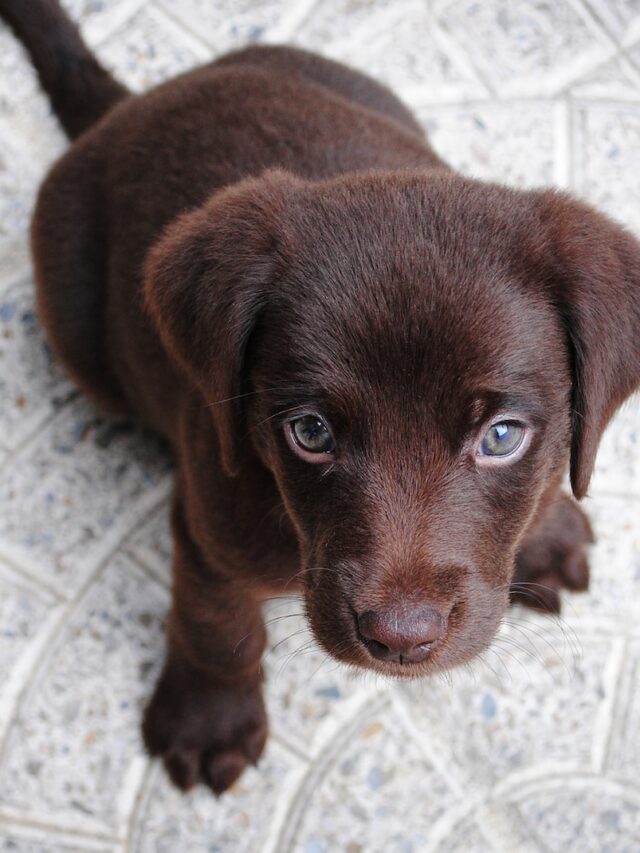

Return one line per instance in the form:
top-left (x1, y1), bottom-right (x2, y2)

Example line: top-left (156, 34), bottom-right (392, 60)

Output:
top-left (357, 607), bottom-right (447, 664)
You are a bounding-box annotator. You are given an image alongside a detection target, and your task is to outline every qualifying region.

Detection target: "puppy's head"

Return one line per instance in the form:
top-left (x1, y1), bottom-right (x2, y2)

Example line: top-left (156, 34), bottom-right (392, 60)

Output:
top-left (145, 170), bottom-right (640, 677)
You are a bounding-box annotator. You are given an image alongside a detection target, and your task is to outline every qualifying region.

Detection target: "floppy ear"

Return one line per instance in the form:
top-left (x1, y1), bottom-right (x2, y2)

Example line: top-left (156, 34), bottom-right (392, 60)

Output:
top-left (534, 191), bottom-right (640, 498)
top-left (143, 170), bottom-right (299, 477)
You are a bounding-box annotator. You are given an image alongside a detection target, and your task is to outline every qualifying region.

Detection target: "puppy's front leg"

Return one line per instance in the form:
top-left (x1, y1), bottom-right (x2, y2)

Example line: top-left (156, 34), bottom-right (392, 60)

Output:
top-left (143, 500), bottom-right (268, 795)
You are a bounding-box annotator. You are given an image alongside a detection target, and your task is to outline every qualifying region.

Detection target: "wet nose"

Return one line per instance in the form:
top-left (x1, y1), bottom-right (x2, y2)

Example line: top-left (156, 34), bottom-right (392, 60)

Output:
top-left (357, 607), bottom-right (447, 664)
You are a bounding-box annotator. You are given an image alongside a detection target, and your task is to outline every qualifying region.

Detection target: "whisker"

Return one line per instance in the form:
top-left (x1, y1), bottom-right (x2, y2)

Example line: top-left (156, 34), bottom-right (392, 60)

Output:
top-left (250, 405), bottom-right (305, 434)
top-left (493, 629), bottom-right (544, 667)
top-left (233, 610), bottom-right (306, 654)
top-left (505, 600), bottom-right (583, 660)
top-left (487, 638), bottom-right (533, 683)
top-left (269, 626), bottom-right (311, 654)
top-left (282, 566), bottom-right (313, 592)
top-left (263, 612), bottom-right (305, 629)
top-left (204, 386), bottom-right (295, 408)
top-left (510, 624), bottom-right (579, 684)
top-left (275, 639), bottom-right (318, 680)
top-left (256, 500), bottom-right (290, 531)
top-left (502, 581), bottom-right (584, 667)
top-left (301, 652), bottom-right (331, 687)
top-left (476, 646), bottom-right (509, 687)
top-left (283, 564), bottom-right (341, 592)
top-left (499, 616), bottom-right (581, 682)
top-left (261, 594), bottom-right (301, 606)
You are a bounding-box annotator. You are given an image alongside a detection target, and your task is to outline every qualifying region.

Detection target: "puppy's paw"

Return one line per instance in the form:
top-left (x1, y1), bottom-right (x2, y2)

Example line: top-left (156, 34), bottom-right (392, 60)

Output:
top-left (142, 658), bottom-right (267, 795)
top-left (510, 495), bottom-right (594, 613)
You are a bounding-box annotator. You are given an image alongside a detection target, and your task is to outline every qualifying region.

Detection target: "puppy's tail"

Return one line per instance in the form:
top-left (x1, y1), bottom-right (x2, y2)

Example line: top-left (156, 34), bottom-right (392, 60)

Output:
top-left (0, 0), bottom-right (128, 139)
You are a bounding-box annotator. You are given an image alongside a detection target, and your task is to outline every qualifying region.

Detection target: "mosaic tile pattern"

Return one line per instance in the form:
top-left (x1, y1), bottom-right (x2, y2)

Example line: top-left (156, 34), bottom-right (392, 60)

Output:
top-left (0, 1), bottom-right (639, 851)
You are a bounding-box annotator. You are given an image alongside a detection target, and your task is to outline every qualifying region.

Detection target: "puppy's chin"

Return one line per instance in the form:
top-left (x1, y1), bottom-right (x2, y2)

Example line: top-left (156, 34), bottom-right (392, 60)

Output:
top-left (302, 583), bottom-right (510, 680)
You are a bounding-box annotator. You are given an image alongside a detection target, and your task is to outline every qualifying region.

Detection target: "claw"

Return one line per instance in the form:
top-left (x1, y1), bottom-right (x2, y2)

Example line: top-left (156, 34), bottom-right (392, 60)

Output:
top-left (203, 749), bottom-right (247, 796)
top-left (164, 749), bottom-right (200, 791)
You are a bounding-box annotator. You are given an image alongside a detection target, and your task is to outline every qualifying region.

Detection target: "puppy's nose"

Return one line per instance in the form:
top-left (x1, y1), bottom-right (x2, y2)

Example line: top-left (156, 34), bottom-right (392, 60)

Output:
top-left (357, 607), bottom-right (446, 664)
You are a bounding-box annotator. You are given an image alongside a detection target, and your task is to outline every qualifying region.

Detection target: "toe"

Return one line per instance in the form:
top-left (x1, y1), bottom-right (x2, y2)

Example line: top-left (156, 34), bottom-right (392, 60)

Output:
top-left (202, 748), bottom-right (247, 796)
top-left (243, 720), bottom-right (268, 765)
top-left (164, 749), bottom-right (201, 791)
top-left (561, 548), bottom-right (590, 591)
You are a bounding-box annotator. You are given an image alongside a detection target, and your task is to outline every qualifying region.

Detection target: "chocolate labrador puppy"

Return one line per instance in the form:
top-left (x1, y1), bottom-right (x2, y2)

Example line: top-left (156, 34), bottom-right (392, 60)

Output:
top-left (2, 0), bottom-right (639, 795)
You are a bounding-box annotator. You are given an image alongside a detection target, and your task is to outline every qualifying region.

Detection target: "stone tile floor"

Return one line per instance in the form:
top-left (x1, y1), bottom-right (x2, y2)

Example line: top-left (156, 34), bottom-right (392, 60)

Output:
top-left (0, 0), bottom-right (639, 850)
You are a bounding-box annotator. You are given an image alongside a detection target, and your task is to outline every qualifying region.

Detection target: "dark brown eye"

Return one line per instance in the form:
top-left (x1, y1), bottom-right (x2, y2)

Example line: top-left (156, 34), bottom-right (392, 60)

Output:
top-left (479, 421), bottom-right (525, 457)
top-left (290, 415), bottom-right (335, 454)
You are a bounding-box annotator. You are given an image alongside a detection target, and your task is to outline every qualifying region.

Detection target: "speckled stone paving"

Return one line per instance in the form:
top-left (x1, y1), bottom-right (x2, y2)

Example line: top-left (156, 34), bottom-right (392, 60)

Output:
top-left (0, 1), bottom-right (639, 851)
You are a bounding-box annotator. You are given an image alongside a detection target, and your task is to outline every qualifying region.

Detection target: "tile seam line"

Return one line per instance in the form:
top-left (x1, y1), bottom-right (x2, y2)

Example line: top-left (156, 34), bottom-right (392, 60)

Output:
top-left (432, 0), bottom-right (621, 101)
top-left (153, 0), bottom-right (237, 54)
top-left (566, 90), bottom-right (578, 191)
top-left (490, 766), bottom-right (640, 807)
top-left (616, 46), bottom-right (640, 79)
top-left (0, 388), bottom-right (81, 466)
top-left (268, 691), bottom-right (391, 853)
top-left (0, 489), bottom-right (170, 787)
top-left (0, 464), bottom-right (170, 599)
top-left (514, 45), bottom-right (621, 101)
top-left (268, 730), bottom-right (313, 764)
top-left (418, 792), bottom-right (499, 853)
top-left (277, 0), bottom-right (322, 42)
top-left (580, 0), bottom-right (633, 51)
top-left (0, 550), bottom-right (65, 601)
top-left (81, 0), bottom-right (148, 50)
top-left (122, 757), bottom-right (156, 853)
top-left (569, 95), bottom-right (640, 109)
top-left (123, 544), bottom-right (171, 591)
top-left (0, 809), bottom-right (122, 846)
top-left (410, 94), bottom-right (640, 115)
top-left (586, 493), bottom-right (640, 504)
top-left (580, 0), bottom-right (640, 79)
top-left (597, 636), bottom-right (631, 776)
top-left (0, 390), bottom-right (80, 467)
top-left (303, 6), bottom-right (423, 58)
top-left (0, 266), bottom-right (34, 298)
top-left (0, 276), bottom-right (32, 312)
top-left (557, 47), bottom-right (640, 97)
top-left (254, 753), bottom-right (310, 853)
top-left (136, 2), bottom-right (212, 60)
top-left (430, 14), bottom-right (496, 98)
top-left (578, 46), bottom-right (640, 88)
top-left (425, 4), bottom-right (492, 101)
top-left (553, 97), bottom-right (571, 189)
top-left (560, 620), bottom-right (640, 640)
top-left (388, 688), bottom-right (467, 798)
top-left (474, 804), bottom-right (544, 853)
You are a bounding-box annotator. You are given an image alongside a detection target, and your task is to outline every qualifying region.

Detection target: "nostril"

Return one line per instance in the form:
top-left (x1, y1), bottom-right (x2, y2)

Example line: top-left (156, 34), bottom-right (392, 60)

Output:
top-left (357, 607), bottom-right (447, 663)
top-left (363, 638), bottom-right (392, 660)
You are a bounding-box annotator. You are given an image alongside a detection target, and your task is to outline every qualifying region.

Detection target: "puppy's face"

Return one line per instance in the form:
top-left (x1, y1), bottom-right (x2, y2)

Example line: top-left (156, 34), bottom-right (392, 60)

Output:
top-left (246, 177), bottom-right (572, 676)
top-left (145, 170), bottom-right (640, 678)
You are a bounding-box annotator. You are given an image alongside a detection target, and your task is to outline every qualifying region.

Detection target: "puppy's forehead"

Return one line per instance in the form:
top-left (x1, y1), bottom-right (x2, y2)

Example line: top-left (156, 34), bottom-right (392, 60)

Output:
top-left (259, 175), bottom-right (571, 431)
top-left (278, 215), bottom-right (559, 402)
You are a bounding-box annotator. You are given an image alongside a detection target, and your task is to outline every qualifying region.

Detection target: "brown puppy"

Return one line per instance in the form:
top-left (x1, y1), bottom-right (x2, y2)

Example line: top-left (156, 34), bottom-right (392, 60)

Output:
top-left (2, 0), bottom-right (639, 796)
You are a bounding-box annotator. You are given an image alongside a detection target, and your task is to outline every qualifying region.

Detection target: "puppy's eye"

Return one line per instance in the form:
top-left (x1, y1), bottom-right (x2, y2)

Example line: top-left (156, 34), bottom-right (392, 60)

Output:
top-left (290, 415), bottom-right (335, 455)
top-left (479, 421), bottom-right (525, 458)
